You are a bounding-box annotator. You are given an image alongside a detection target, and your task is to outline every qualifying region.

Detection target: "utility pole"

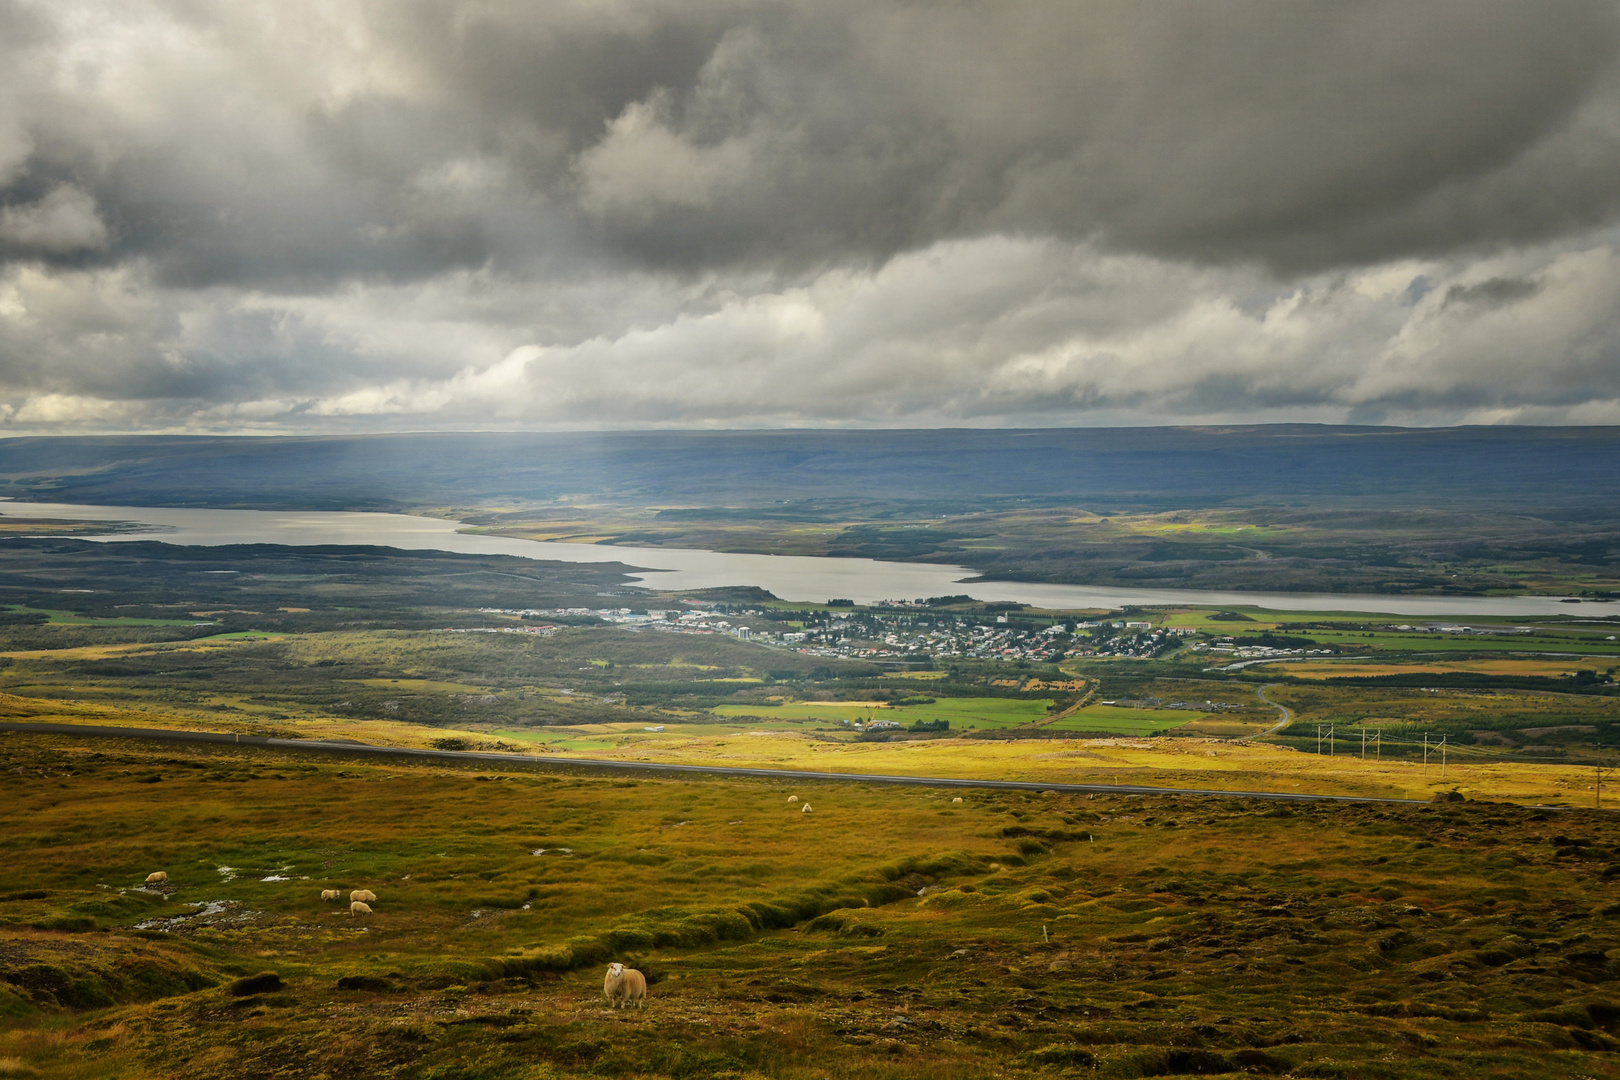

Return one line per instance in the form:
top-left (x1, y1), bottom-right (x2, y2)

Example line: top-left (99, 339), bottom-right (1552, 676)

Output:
top-left (1424, 733), bottom-right (1430, 776)
top-left (1441, 735), bottom-right (1447, 781)
top-left (1376, 731), bottom-right (1382, 761)
top-left (1330, 726), bottom-right (1335, 757)
top-left (1362, 729), bottom-right (1366, 760)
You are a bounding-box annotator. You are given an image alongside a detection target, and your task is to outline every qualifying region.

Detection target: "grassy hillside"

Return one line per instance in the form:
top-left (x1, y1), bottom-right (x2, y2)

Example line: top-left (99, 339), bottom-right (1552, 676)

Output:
top-left (4, 730), bottom-right (1620, 1079)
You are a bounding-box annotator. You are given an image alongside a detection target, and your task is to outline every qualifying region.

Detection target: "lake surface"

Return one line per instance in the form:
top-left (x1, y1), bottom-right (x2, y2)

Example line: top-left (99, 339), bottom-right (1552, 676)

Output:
top-left (0, 500), bottom-right (1610, 618)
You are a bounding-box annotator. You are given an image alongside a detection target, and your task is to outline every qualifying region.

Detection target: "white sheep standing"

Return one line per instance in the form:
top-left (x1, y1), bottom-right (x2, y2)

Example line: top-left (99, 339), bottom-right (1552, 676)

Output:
top-left (351, 889), bottom-right (377, 904)
top-left (321, 889), bottom-right (342, 903)
top-left (350, 901), bottom-right (373, 917)
top-left (145, 871), bottom-right (167, 884)
top-left (603, 962), bottom-right (646, 1009)
top-left (801, 803), bottom-right (812, 813)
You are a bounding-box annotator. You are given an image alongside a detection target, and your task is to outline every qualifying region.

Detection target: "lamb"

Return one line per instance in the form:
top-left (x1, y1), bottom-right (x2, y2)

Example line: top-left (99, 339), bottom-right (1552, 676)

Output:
top-left (350, 901), bottom-right (373, 917)
top-left (787, 795), bottom-right (798, 803)
top-left (321, 889), bottom-right (342, 903)
top-left (951, 797), bottom-right (963, 803)
top-left (801, 803), bottom-right (812, 813)
top-left (350, 889), bottom-right (377, 904)
top-left (602, 962), bottom-right (646, 1009)
top-left (145, 871), bottom-right (167, 884)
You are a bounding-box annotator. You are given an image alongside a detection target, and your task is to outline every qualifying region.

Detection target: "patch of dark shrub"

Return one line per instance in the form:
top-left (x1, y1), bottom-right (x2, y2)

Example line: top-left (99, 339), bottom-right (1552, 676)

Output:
top-left (227, 972), bottom-right (283, 996)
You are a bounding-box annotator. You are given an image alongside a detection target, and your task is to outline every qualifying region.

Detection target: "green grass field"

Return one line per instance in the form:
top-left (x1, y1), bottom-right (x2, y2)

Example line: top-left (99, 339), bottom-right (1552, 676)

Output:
top-left (1044, 704), bottom-right (1206, 735)
top-left (6, 604), bottom-right (215, 627)
top-left (712, 697), bottom-right (1055, 730)
top-left (1290, 629), bottom-right (1620, 657)
top-left (1263, 682), bottom-right (1620, 753)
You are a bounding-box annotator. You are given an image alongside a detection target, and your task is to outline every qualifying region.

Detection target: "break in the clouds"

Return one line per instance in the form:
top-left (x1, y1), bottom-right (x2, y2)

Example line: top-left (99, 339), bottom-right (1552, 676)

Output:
top-left (2, 0), bottom-right (1620, 431)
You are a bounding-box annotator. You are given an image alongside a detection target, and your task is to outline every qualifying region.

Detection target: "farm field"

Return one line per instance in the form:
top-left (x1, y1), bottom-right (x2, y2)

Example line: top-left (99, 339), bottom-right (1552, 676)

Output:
top-left (511, 731), bottom-right (1616, 804)
top-left (6, 728), bottom-right (1620, 1079)
top-left (711, 697), bottom-right (1057, 731)
top-left (1259, 683), bottom-right (1620, 755)
top-left (1044, 704), bottom-right (1207, 735)
top-left (8, 681), bottom-right (1619, 804)
top-left (1282, 632), bottom-right (1620, 658)
top-left (1156, 608), bottom-right (1620, 651)
top-left (6, 693), bottom-right (1613, 803)
top-left (1248, 657), bottom-right (1617, 679)
top-left (4, 604), bottom-right (213, 627)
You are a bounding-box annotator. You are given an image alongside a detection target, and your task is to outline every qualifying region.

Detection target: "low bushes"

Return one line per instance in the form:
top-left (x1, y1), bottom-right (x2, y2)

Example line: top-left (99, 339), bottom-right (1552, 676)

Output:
top-left (498, 856), bottom-right (967, 977)
top-left (227, 971), bottom-right (283, 997)
top-left (1102, 1047), bottom-right (1289, 1077)
top-left (0, 952), bottom-right (214, 1012)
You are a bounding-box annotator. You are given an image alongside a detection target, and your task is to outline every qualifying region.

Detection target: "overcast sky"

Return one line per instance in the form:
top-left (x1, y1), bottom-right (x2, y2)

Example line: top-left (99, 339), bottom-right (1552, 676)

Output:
top-left (2, 0), bottom-right (1620, 432)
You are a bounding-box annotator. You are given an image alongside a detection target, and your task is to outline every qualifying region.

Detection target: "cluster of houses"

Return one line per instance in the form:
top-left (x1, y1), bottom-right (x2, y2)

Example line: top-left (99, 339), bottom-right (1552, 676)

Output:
top-left (477, 605), bottom-right (769, 642)
top-left (1385, 623), bottom-right (1535, 635)
top-left (1068, 624), bottom-right (1194, 660)
top-left (1193, 638), bottom-right (1338, 659)
top-left (472, 603), bottom-right (1247, 666)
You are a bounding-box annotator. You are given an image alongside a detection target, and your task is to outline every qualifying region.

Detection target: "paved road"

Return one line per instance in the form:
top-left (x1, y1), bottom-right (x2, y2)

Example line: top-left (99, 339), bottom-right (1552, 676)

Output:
top-left (0, 721), bottom-right (1424, 804)
top-left (1255, 683), bottom-right (1294, 737)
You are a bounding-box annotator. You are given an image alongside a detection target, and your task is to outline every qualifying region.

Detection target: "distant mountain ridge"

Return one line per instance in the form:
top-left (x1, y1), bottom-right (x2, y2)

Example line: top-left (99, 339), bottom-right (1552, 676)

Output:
top-left (0, 427), bottom-right (1615, 517)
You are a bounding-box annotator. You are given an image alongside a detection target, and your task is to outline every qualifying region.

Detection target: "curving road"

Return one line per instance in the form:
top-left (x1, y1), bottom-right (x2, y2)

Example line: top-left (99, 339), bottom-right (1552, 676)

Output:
top-left (0, 721), bottom-right (1422, 804)
top-left (1254, 683), bottom-right (1294, 738)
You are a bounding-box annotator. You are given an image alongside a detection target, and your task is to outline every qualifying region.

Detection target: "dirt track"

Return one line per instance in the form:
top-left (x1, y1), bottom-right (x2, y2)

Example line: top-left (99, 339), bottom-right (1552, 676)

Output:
top-left (0, 721), bottom-right (1424, 804)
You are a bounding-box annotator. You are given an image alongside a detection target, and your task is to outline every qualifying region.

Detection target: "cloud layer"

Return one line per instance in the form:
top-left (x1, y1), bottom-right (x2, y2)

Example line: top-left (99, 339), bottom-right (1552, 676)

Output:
top-left (2, 0), bottom-right (1619, 431)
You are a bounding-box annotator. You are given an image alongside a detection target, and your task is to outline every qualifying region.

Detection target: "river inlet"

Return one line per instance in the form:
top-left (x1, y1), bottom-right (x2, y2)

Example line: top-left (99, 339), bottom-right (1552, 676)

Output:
top-left (0, 500), bottom-right (1608, 619)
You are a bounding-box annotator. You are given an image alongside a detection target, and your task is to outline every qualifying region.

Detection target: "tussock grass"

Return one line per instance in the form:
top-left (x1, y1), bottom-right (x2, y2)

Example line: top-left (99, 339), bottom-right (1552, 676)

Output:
top-left (4, 731), bottom-right (1620, 1078)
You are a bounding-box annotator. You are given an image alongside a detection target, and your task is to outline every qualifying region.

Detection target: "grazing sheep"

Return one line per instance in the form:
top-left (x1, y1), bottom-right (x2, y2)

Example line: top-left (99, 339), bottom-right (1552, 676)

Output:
top-left (351, 889), bottom-right (377, 904)
top-left (787, 795), bottom-right (798, 803)
top-left (350, 901), bottom-right (372, 917)
top-left (951, 797), bottom-right (963, 803)
top-left (145, 871), bottom-right (167, 884)
top-left (321, 889), bottom-right (342, 903)
top-left (801, 803), bottom-right (812, 813)
top-left (603, 962), bottom-right (647, 1009)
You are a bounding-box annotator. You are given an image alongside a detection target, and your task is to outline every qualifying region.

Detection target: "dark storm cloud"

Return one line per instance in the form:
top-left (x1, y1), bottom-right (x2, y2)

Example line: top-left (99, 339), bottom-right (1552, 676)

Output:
top-left (5, 0), bottom-right (1618, 284)
top-left (1443, 277), bottom-right (1545, 308)
top-left (1, 1), bottom-right (1620, 430)
top-left (567, 0), bottom-right (1620, 271)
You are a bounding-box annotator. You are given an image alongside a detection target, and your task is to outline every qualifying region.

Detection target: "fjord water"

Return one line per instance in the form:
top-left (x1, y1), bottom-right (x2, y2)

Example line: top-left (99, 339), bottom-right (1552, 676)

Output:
top-left (0, 500), bottom-right (1606, 618)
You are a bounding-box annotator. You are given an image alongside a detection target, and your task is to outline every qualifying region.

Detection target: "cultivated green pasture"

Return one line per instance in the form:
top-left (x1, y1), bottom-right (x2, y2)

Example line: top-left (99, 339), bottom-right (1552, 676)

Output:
top-left (1044, 704), bottom-right (1206, 735)
top-left (1292, 629), bottom-right (1620, 656)
top-left (712, 696), bottom-right (1055, 730)
top-left (6, 604), bottom-right (212, 627)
